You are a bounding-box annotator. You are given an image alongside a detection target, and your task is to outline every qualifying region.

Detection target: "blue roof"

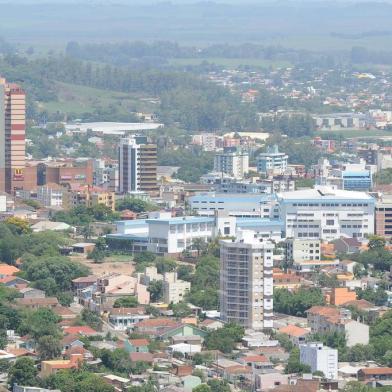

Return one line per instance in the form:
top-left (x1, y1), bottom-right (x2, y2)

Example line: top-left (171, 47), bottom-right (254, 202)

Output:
top-left (343, 171), bottom-right (371, 177)
top-left (237, 218), bottom-right (283, 228)
top-left (106, 234), bottom-right (149, 242)
top-left (190, 195), bottom-right (269, 203)
top-left (146, 216), bottom-right (215, 225)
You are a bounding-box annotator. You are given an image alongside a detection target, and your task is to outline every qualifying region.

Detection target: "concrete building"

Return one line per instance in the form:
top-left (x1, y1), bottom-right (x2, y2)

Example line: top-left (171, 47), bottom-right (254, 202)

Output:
top-left (300, 343), bottom-right (338, 380)
top-left (118, 135), bottom-right (158, 194)
top-left (36, 183), bottom-right (65, 207)
top-left (313, 113), bottom-right (368, 130)
top-left (0, 77), bottom-right (26, 194)
top-left (188, 192), bottom-right (277, 218)
top-left (220, 230), bottom-right (273, 330)
top-left (162, 272), bottom-right (191, 304)
top-left (307, 306), bottom-right (369, 347)
top-left (192, 133), bottom-right (217, 151)
top-left (285, 239), bottom-right (321, 262)
top-left (257, 145), bottom-right (288, 175)
top-left (277, 186), bottom-right (375, 241)
top-left (65, 185), bottom-right (115, 211)
top-left (315, 159), bottom-right (373, 191)
top-left (214, 147), bottom-right (249, 179)
top-left (375, 198), bottom-right (392, 238)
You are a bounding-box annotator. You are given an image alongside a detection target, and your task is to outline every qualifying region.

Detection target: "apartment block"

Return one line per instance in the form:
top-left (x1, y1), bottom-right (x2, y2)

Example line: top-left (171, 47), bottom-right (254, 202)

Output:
top-left (375, 199), bottom-right (392, 238)
top-left (285, 239), bottom-right (321, 262)
top-left (0, 77), bottom-right (26, 194)
top-left (300, 343), bottom-right (338, 380)
top-left (118, 135), bottom-right (158, 195)
top-left (162, 272), bottom-right (191, 304)
top-left (220, 230), bottom-right (274, 330)
top-left (65, 185), bottom-right (115, 211)
top-left (214, 147), bottom-right (249, 179)
top-left (257, 145), bottom-right (288, 175)
top-left (306, 306), bottom-right (369, 347)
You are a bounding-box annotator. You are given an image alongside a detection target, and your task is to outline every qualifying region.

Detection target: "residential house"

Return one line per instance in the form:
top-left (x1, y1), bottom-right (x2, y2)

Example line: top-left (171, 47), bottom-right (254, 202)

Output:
top-left (63, 326), bottom-right (98, 336)
top-left (273, 270), bottom-right (302, 290)
top-left (329, 287), bottom-right (357, 306)
top-left (157, 324), bottom-right (208, 341)
top-left (0, 264), bottom-right (19, 278)
top-left (129, 352), bottom-right (154, 364)
top-left (71, 275), bottom-right (97, 296)
top-left (339, 260), bottom-right (358, 274)
top-left (239, 354), bottom-right (273, 373)
top-left (332, 237), bottom-right (362, 254)
top-left (278, 325), bottom-right (310, 346)
top-left (358, 368), bottom-right (392, 382)
top-left (60, 334), bottom-right (85, 352)
top-left (306, 306), bottom-right (369, 347)
top-left (18, 288), bottom-right (45, 299)
top-left (16, 297), bottom-right (59, 310)
top-left (102, 375), bottom-right (131, 391)
top-left (124, 339), bottom-right (149, 353)
top-left (199, 319), bottom-right (224, 331)
top-left (108, 307), bottom-right (149, 331)
top-left (95, 273), bottom-right (150, 308)
top-left (133, 318), bottom-right (179, 337)
top-left (40, 354), bottom-right (83, 378)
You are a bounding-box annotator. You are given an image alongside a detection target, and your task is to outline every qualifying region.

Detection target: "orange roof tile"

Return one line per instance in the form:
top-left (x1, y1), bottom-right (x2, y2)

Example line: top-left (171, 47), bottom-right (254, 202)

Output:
top-left (279, 324), bottom-right (310, 337)
top-left (0, 264), bottom-right (20, 276)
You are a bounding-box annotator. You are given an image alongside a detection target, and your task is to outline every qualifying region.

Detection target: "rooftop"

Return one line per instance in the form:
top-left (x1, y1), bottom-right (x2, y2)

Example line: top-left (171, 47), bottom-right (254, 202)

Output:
top-left (277, 186), bottom-right (374, 202)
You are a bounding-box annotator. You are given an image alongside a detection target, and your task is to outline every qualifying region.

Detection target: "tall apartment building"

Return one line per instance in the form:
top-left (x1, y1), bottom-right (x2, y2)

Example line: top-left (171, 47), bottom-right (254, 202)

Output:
top-left (214, 147), bottom-right (249, 179)
top-left (0, 77), bottom-right (26, 194)
top-left (300, 343), bottom-right (338, 380)
top-left (220, 230), bottom-right (274, 330)
top-left (257, 145), bottom-right (288, 175)
top-left (118, 136), bottom-right (158, 194)
top-left (375, 197), bottom-right (392, 238)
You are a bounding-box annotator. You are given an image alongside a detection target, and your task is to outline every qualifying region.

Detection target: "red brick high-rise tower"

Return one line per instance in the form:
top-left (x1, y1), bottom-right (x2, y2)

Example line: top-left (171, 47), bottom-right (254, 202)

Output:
top-left (0, 77), bottom-right (26, 194)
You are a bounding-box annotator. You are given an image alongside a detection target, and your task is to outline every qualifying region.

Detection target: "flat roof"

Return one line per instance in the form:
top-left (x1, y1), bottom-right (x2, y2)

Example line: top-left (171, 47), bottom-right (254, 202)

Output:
top-left (65, 122), bottom-right (163, 134)
top-left (146, 216), bottom-right (215, 225)
top-left (277, 187), bottom-right (374, 202)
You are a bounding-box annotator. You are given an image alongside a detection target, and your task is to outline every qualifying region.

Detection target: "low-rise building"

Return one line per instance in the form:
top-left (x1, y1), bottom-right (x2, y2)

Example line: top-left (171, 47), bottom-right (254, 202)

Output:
top-left (279, 324), bottom-right (310, 346)
top-left (108, 307), bottom-right (150, 331)
top-left (162, 272), bottom-right (191, 305)
top-left (285, 239), bottom-right (321, 262)
top-left (300, 342), bottom-right (338, 380)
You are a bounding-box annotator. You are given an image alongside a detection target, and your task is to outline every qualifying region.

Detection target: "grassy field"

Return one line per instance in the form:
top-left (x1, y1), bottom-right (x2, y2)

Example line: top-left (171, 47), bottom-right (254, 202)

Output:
top-left (39, 82), bottom-right (156, 116)
top-left (316, 129), bottom-right (392, 139)
top-left (169, 57), bottom-right (291, 69)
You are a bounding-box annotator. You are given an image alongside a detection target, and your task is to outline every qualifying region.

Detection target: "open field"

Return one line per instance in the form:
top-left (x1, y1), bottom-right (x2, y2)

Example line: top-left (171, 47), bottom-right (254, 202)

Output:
top-left (71, 254), bottom-right (134, 276)
top-left (39, 82), bottom-right (156, 116)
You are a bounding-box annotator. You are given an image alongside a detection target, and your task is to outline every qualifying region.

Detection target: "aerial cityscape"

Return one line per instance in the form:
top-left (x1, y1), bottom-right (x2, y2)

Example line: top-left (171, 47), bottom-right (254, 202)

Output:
top-left (1, 1), bottom-right (392, 392)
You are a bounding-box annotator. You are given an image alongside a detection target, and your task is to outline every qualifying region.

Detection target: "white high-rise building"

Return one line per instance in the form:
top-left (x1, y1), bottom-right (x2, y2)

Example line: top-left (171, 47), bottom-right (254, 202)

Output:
top-left (220, 230), bottom-right (273, 330)
top-left (300, 343), bottom-right (338, 380)
top-left (118, 135), bottom-right (158, 194)
top-left (214, 147), bottom-right (249, 179)
top-left (277, 186), bottom-right (375, 241)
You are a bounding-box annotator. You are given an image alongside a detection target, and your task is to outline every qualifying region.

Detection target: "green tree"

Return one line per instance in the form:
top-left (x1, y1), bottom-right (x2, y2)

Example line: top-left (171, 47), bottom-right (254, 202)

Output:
top-left (204, 323), bottom-right (244, 353)
top-left (170, 302), bottom-right (192, 317)
top-left (274, 287), bottom-right (325, 317)
top-left (8, 357), bottom-right (38, 387)
top-left (37, 335), bottom-right (62, 360)
top-left (207, 379), bottom-right (231, 392)
top-left (147, 280), bottom-right (163, 302)
top-left (193, 385), bottom-right (211, 392)
top-left (285, 347), bottom-right (311, 374)
top-left (113, 296), bottom-right (138, 308)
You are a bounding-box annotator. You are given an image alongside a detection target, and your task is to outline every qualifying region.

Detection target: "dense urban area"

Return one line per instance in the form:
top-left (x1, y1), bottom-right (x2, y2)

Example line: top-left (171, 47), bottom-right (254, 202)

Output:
top-left (3, 1), bottom-right (392, 392)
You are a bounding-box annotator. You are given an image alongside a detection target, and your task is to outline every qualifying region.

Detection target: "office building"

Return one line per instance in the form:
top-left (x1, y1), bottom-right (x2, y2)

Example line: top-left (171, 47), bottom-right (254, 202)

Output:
top-left (214, 147), bottom-right (249, 179)
top-left (220, 230), bottom-right (274, 330)
top-left (300, 343), bottom-right (338, 380)
top-left (257, 145), bottom-right (288, 175)
top-left (118, 135), bottom-right (158, 194)
top-left (188, 192), bottom-right (276, 218)
top-left (162, 272), bottom-right (191, 304)
top-left (277, 186), bottom-right (375, 241)
top-left (0, 77), bottom-right (26, 194)
top-left (37, 160), bottom-right (94, 187)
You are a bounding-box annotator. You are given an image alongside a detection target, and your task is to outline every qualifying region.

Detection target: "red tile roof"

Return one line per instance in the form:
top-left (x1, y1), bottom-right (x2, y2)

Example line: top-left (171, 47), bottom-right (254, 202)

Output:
top-left (63, 326), bottom-right (98, 335)
top-left (129, 352), bottom-right (154, 362)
